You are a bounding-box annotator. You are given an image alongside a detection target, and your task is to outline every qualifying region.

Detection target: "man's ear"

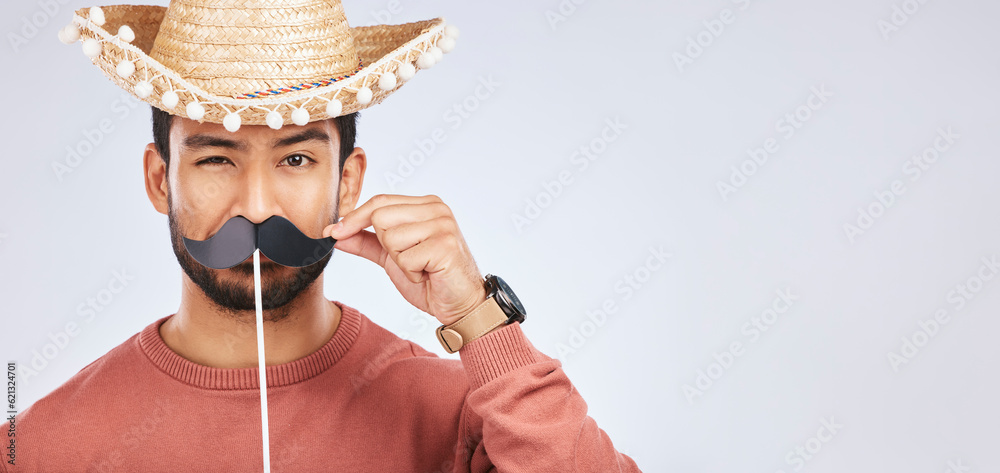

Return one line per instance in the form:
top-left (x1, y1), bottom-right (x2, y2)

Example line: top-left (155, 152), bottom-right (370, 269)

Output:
top-left (338, 147), bottom-right (367, 218)
top-left (144, 143), bottom-right (169, 215)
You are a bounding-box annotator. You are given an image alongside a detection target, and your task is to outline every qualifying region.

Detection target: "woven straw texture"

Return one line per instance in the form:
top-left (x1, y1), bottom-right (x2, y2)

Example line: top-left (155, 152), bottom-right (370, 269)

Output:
top-left (149, 0), bottom-right (360, 95)
top-left (71, 2), bottom-right (447, 127)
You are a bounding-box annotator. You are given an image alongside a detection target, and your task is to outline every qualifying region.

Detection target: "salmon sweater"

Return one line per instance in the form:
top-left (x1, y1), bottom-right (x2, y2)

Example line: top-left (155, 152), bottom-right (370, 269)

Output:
top-left (5, 301), bottom-right (640, 472)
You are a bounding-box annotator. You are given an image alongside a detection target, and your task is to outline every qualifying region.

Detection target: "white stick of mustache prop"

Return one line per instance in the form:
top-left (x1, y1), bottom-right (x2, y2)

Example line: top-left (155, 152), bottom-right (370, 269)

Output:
top-left (253, 249), bottom-right (271, 473)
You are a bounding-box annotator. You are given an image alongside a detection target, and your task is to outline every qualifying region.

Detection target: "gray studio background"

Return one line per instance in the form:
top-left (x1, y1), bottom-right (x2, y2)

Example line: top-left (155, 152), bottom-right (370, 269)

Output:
top-left (2, 0), bottom-right (999, 471)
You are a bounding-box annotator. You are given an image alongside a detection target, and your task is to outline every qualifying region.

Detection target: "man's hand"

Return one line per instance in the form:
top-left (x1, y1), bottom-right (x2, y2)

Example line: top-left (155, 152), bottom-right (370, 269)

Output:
top-left (324, 194), bottom-right (487, 326)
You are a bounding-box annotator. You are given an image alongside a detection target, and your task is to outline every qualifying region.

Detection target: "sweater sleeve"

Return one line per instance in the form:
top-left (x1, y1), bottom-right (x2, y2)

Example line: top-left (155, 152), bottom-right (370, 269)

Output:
top-left (455, 322), bottom-right (642, 472)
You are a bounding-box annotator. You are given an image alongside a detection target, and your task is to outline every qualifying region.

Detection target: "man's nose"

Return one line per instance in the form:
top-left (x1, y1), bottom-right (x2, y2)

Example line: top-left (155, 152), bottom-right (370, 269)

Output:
top-left (233, 165), bottom-right (283, 224)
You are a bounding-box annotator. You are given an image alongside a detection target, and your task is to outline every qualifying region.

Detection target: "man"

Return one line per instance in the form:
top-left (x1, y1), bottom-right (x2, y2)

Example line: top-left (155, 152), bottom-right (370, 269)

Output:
top-left (8, 1), bottom-right (642, 471)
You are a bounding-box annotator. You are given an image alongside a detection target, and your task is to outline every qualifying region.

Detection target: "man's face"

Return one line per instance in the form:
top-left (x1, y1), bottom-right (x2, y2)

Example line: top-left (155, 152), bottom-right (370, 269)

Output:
top-left (163, 117), bottom-right (343, 320)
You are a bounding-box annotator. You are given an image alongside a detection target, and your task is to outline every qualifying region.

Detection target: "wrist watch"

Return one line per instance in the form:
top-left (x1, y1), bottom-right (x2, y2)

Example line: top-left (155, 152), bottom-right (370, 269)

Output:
top-left (435, 274), bottom-right (527, 353)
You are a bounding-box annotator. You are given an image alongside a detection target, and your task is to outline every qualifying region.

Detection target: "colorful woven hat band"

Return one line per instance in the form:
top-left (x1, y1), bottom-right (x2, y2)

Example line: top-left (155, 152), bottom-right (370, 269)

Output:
top-left (58, 4), bottom-right (459, 132)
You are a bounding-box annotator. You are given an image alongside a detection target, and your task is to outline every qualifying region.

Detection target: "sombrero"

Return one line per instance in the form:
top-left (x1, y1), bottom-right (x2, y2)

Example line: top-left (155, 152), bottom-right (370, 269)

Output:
top-left (58, 0), bottom-right (459, 132)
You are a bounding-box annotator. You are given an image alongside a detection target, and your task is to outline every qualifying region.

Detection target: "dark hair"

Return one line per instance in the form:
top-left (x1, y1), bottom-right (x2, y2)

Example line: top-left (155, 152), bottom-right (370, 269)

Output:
top-left (151, 106), bottom-right (359, 172)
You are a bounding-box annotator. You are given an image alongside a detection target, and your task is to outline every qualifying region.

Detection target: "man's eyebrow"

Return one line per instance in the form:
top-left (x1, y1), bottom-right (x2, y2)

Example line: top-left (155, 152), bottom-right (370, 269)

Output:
top-left (271, 129), bottom-right (331, 148)
top-left (182, 134), bottom-right (248, 152)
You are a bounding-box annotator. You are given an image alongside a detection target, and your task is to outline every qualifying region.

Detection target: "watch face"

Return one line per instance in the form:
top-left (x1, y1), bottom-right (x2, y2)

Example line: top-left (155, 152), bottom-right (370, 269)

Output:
top-left (495, 276), bottom-right (526, 318)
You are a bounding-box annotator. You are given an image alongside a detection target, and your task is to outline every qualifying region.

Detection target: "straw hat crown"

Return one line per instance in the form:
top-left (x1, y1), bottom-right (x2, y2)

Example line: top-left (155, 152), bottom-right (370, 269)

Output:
top-left (149, 0), bottom-right (361, 96)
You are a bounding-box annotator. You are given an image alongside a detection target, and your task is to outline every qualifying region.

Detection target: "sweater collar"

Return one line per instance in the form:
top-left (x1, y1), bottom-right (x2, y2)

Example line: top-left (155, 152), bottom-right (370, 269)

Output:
top-left (138, 300), bottom-right (362, 390)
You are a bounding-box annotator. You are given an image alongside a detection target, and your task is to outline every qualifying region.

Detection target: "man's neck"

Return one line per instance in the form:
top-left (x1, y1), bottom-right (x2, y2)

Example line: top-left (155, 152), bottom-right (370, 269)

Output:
top-left (160, 274), bottom-right (341, 369)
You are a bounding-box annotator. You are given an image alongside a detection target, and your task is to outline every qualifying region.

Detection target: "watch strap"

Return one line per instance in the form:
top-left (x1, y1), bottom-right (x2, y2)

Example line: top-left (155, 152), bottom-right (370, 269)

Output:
top-left (436, 297), bottom-right (508, 354)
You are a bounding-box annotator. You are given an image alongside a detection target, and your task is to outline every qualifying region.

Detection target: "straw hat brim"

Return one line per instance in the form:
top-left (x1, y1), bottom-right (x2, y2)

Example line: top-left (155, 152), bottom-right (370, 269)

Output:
top-left (62, 5), bottom-right (458, 130)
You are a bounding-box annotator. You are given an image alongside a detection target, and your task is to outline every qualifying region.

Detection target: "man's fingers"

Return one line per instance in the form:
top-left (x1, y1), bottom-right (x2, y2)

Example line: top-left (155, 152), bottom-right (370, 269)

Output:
top-left (380, 217), bottom-right (454, 259)
top-left (394, 234), bottom-right (452, 284)
top-left (373, 202), bottom-right (452, 233)
top-left (333, 229), bottom-right (385, 267)
top-left (328, 194), bottom-right (442, 239)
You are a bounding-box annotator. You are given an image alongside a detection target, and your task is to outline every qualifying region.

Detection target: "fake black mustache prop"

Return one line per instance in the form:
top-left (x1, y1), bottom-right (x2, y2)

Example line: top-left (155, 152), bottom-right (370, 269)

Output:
top-left (182, 215), bottom-right (336, 269)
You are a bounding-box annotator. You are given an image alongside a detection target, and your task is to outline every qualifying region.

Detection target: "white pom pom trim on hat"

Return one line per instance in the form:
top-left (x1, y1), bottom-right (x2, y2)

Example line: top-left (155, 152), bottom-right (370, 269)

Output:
top-left (82, 38), bottom-right (102, 58)
top-left (438, 36), bottom-right (456, 54)
top-left (134, 81), bottom-right (153, 98)
top-left (356, 86), bottom-right (373, 105)
top-left (58, 24), bottom-right (80, 44)
top-left (416, 52), bottom-right (435, 70)
top-left (161, 90), bottom-right (179, 109)
top-left (378, 72), bottom-right (397, 91)
top-left (223, 112), bottom-right (242, 132)
top-left (89, 7), bottom-right (106, 26)
top-left (116, 60), bottom-right (135, 78)
top-left (187, 101), bottom-right (206, 121)
top-left (444, 25), bottom-right (460, 39)
top-left (117, 25), bottom-right (135, 43)
top-left (397, 63), bottom-right (416, 82)
top-left (291, 107), bottom-right (310, 126)
top-left (266, 110), bottom-right (284, 130)
top-left (326, 99), bottom-right (343, 117)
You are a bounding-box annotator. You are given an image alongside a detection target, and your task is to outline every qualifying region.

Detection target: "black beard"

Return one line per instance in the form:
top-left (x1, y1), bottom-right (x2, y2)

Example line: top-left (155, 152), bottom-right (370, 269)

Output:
top-left (167, 197), bottom-right (335, 322)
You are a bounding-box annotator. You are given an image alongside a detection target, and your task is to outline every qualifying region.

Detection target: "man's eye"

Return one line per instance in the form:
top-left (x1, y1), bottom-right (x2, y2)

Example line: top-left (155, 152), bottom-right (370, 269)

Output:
top-left (198, 156), bottom-right (230, 166)
top-left (281, 154), bottom-right (313, 167)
